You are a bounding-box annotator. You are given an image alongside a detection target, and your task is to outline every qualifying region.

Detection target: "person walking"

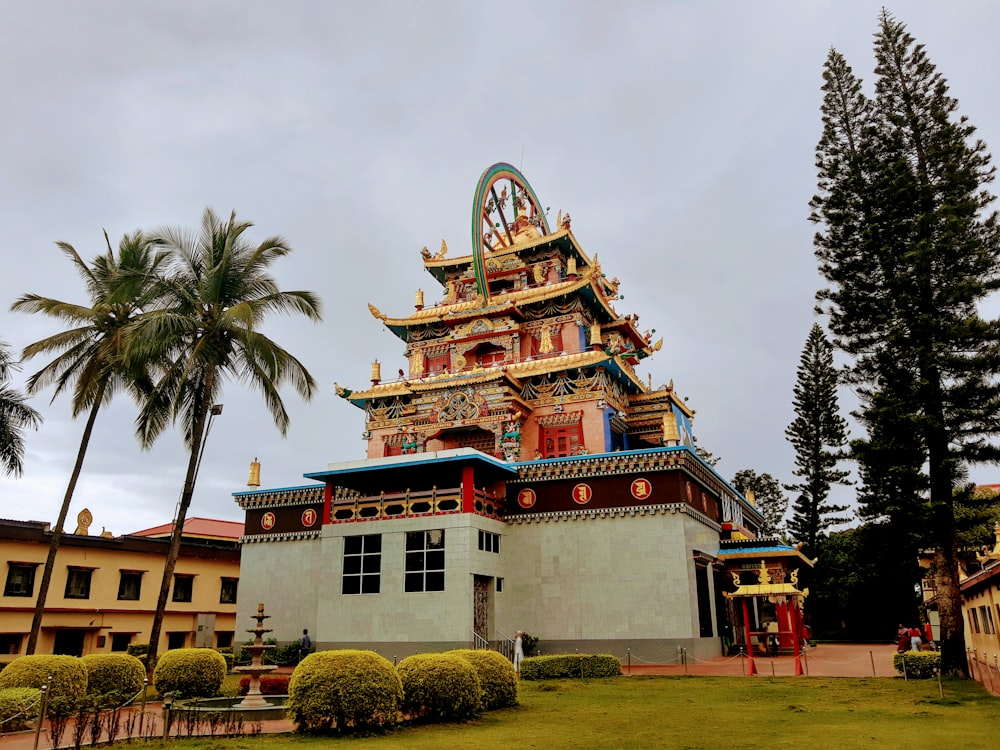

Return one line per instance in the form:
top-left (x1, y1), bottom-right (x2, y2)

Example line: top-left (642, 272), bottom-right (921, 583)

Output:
top-left (298, 628), bottom-right (313, 663)
top-left (514, 631), bottom-right (524, 673)
top-left (908, 625), bottom-right (923, 652)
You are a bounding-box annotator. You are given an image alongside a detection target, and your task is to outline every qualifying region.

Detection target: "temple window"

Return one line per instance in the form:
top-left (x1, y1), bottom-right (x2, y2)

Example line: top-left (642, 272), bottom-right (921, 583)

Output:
top-left (171, 574), bottom-right (194, 603)
top-left (342, 534), bottom-right (382, 595)
top-left (4, 563), bottom-right (37, 597)
top-left (65, 567), bottom-right (94, 600)
top-left (425, 352), bottom-right (450, 376)
top-left (404, 529), bottom-right (445, 592)
top-left (473, 343), bottom-right (506, 367)
top-left (540, 423), bottom-right (584, 458)
top-left (117, 570), bottom-right (143, 601)
top-left (478, 530), bottom-right (500, 553)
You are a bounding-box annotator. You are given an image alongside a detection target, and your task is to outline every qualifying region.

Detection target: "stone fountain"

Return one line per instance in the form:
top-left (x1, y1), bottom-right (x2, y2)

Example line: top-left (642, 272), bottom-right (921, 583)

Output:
top-left (232, 602), bottom-right (279, 707)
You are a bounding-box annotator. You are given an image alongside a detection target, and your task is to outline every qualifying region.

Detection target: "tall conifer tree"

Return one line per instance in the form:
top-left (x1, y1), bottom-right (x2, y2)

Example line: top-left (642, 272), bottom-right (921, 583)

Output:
top-left (811, 11), bottom-right (1000, 675)
top-left (785, 323), bottom-right (850, 552)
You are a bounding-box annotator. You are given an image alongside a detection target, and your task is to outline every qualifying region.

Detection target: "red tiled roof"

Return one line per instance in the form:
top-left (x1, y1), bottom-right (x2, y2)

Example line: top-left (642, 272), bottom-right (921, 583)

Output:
top-left (129, 517), bottom-right (244, 540)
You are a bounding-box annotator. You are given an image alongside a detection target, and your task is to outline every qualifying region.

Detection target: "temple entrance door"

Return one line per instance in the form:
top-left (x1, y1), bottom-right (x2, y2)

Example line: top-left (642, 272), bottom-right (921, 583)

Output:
top-left (473, 575), bottom-right (491, 643)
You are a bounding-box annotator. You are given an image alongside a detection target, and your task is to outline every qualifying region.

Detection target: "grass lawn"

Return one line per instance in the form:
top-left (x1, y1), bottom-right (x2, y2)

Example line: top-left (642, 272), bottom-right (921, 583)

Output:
top-left (165, 675), bottom-right (1000, 750)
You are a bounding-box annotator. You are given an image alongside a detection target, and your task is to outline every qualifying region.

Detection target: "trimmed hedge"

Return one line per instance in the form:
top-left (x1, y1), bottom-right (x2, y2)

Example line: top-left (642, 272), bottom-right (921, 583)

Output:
top-left (397, 653), bottom-right (482, 722)
top-left (0, 655), bottom-right (88, 705)
top-left (519, 654), bottom-right (622, 680)
top-left (152, 648), bottom-right (227, 699)
top-left (288, 650), bottom-right (402, 732)
top-left (893, 651), bottom-right (941, 679)
top-left (237, 674), bottom-right (290, 696)
top-left (126, 643), bottom-right (148, 658)
top-left (81, 653), bottom-right (146, 707)
top-left (0, 687), bottom-right (42, 732)
top-left (448, 649), bottom-right (518, 709)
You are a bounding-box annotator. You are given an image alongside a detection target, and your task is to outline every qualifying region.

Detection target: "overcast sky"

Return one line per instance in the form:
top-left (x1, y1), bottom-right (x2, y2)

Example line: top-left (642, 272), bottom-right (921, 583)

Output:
top-left (2, 2), bottom-right (998, 536)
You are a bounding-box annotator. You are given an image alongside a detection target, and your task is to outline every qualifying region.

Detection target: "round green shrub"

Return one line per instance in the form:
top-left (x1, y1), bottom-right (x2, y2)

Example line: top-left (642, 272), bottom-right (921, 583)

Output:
top-left (397, 653), bottom-right (482, 722)
top-left (448, 649), bottom-right (518, 709)
top-left (0, 687), bottom-right (41, 732)
top-left (81, 653), bottom-right (146, 707)
top-left (0, 655), bottom-right (87, 705)
top-left (287, 649), bottom-right (401, 732)
top-left (152, 648), bottom-right (227, 699)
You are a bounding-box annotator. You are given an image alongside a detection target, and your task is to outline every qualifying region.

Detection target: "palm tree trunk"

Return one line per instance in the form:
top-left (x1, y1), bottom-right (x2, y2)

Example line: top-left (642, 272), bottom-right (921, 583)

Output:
top-left (26, 387), bottom-right (106, 654)
top-left (145, 377), bottom-right (214, 675)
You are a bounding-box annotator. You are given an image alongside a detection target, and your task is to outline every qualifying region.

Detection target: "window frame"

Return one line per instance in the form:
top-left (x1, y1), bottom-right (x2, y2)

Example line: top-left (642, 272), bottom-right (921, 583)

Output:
top-left (117, 570), bottom-right (143, 601)
top-left (64, 567), bottom-right (94, 600)
top-left (342, 534), bottom-right (382, 595)
top-left (171, 574), bottom-right (195, 603)
top-left (404, 529), bottom-right (446, 593)
top-left (4, 563), bottom-right (38, 597)
top-left (219, 577), bottom-right (239, 604)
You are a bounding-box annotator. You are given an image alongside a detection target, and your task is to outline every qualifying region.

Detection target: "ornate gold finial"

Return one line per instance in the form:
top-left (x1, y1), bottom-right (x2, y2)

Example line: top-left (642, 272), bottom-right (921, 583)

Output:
top-left (371, 360), bottom-right (382, 384)
top-left (651, 338), bottom-right (663, 352)
top-left (757, 560), bottom-right (771, 585)
top-left (248, 457), bottom-right (261, 488)
top-left (435, 239), bottom-right (448, 259)
top-left (73, 508), bottom-right (93, 536)
top-left (420, 246), bottom-right (431, 260)
top-left (588, 323), bottom-right (602, 346)
top-left (415, 289), bottom-right (424, 309)
top-left (368, 303), bottom-right (386, 321)
top-left (567, 256), bottom-right (577, 276)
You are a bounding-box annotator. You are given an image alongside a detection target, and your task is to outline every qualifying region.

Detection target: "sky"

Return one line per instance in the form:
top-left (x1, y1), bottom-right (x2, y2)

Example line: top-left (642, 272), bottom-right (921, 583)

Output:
top-left (2, 1), bottom-right (999, 536)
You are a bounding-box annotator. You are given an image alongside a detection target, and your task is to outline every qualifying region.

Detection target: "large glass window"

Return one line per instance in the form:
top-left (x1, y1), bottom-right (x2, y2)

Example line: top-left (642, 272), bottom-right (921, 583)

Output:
top-left (405, 529), bottom-right (445, 592)
top-left (342, 535), bottom-right (381, 594)
top-left (4, 564), bottom-right (37, 597)
top-left (64, 567), bottom-right (93, 599)
top-left (172, 574), bottom-right (194, 603)
top-left (117, 571), bottom-right (143, 601)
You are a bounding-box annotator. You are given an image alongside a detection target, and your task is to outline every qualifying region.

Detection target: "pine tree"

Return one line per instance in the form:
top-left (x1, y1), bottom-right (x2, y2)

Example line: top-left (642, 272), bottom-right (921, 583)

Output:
top-left (732, 469), bottom-right (788, 538)
top-left (811, 11), bottom-right (1000, 676)
top-left (785, 323), bottom-right (851, 553)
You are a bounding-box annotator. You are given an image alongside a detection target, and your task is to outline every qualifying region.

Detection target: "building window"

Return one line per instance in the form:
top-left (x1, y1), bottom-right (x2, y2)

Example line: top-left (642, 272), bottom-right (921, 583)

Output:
top-left (117, 571), bottom-right (143, 601)
top-left (110, 633), bottom-right (132, 652)
top-left (496, 577), bottom-right (504, 593)
top-left (0, 633), bottom-right (23, 655)
top-left (4, 564), bottom-right (37, 597)
top-left (405, 529), bottom-right (445, 592)
top-left (216, 631), bottom-right (235, 649)
top-left (475, 343), bottom-right (506, 367)
top-left (971, 608), bottom-right (982, 634)
top-left (64, 567), bottom-right (93, 599)
top-left (478, 530), bottom-right (500, 553)
top-left (342, 535), bottom-right (381, 595)
top-left (425, 352), bottom-right (450, 377)
top-left (172, 574), bottom-right (194, 603)
top-left (220, 577), bottom-right (239, 604)
top-left (539, 422), bottom-right (584, 458)
top-left (167, 632), bottom-right (186, 650)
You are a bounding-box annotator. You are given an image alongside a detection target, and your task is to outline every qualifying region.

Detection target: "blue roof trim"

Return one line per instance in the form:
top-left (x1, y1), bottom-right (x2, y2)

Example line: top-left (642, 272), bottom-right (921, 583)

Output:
top-left (303, 450), bottom-right (518, 481)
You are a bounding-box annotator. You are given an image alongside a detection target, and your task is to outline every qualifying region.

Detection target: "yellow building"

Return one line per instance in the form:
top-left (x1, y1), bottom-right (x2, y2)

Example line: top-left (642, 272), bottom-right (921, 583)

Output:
top-left (0, 513), bottom-right (241, 662)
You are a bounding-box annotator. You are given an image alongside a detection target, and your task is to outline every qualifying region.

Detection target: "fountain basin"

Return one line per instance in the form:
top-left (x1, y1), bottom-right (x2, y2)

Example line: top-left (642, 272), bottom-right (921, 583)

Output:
top-left (174, 695), bottom-right (290, 722)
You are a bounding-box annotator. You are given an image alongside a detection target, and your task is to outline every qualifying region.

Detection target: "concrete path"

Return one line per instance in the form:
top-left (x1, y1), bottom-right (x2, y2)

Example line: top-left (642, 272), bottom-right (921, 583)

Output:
top-left (0, 644), bottom-right (912, 749)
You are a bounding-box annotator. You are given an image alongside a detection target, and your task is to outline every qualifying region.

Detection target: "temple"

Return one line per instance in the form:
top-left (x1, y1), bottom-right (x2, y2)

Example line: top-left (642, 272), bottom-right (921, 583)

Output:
top-left (235, 163), bottom-right (807, 663)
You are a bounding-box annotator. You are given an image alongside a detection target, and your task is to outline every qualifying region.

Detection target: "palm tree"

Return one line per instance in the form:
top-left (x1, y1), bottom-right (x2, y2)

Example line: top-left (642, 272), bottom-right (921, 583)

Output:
top-left (0, 341), bottom-right (43, 476)
top-left (132, 208), bottom-right (321, 671)
top-left (11, 232), bottom-right (167, 654)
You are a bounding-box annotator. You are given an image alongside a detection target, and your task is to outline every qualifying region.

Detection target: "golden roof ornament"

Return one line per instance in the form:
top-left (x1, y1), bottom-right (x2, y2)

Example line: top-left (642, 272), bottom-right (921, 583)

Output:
top-left (248, 457), bottom-right (261, 488)
top-left (435, 239), bottom-right (448, 259)
top-left (74, 508), bottom-right (93, 536)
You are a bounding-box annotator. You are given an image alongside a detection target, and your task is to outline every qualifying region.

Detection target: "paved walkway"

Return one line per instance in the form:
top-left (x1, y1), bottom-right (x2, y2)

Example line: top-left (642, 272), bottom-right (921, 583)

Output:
top-left (0, 644), bottom-right (908, 749)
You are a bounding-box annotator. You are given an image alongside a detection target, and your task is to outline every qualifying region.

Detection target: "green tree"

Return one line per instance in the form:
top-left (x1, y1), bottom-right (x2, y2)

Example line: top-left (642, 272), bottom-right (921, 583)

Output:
top-left (784, 323), bottom-right (851, 553)
top-left (11, 233), bottom-right (166, 654)
top-left (811, 12), bottom-right (1000, 675)
top-left (131, 209), bottom-right (322, 672)
top-left (732, 469), bottom-right (788, 538)
top-left (0, 341), bottom-right (43, 476)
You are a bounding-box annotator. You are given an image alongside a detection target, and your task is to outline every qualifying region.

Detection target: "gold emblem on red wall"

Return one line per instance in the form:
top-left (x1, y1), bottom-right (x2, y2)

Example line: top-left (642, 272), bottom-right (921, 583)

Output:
top-left (261, 512), bottom-right (276, 530)
top-left (517, 488), bottom-right (536, 508)
top-left (572, 483), bottom-right (593, 505)
top-left (301, 508), bottom-right (317, 527)
top-left (631, 478), bottom-right (652, 500)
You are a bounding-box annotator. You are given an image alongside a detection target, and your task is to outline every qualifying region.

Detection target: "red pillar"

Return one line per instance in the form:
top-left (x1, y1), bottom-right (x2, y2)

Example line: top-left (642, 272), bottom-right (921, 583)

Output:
top-left (462, 465), bottom-right (475, 513)
top-left (791, 598), bottom-right (804, 676)
top-left (742, 598), bottom-right (757, 676)
top-left (322, 481), bottom-right (333, 525)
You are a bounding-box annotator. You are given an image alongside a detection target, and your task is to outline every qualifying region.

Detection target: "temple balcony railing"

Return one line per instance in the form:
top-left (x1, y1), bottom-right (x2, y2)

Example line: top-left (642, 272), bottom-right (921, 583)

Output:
top-left (329, 486), bottom-right (503, 524)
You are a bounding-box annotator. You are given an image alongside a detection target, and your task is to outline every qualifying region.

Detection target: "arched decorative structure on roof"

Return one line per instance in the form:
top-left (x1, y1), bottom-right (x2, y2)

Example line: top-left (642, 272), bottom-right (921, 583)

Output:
top-left (471, 163), bottom-right (551, 302)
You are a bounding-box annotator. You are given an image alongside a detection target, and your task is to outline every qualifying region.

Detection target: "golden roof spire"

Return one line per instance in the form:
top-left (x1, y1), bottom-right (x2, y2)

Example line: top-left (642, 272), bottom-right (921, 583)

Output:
top-left (248, 457), bottom-right (261, 488)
